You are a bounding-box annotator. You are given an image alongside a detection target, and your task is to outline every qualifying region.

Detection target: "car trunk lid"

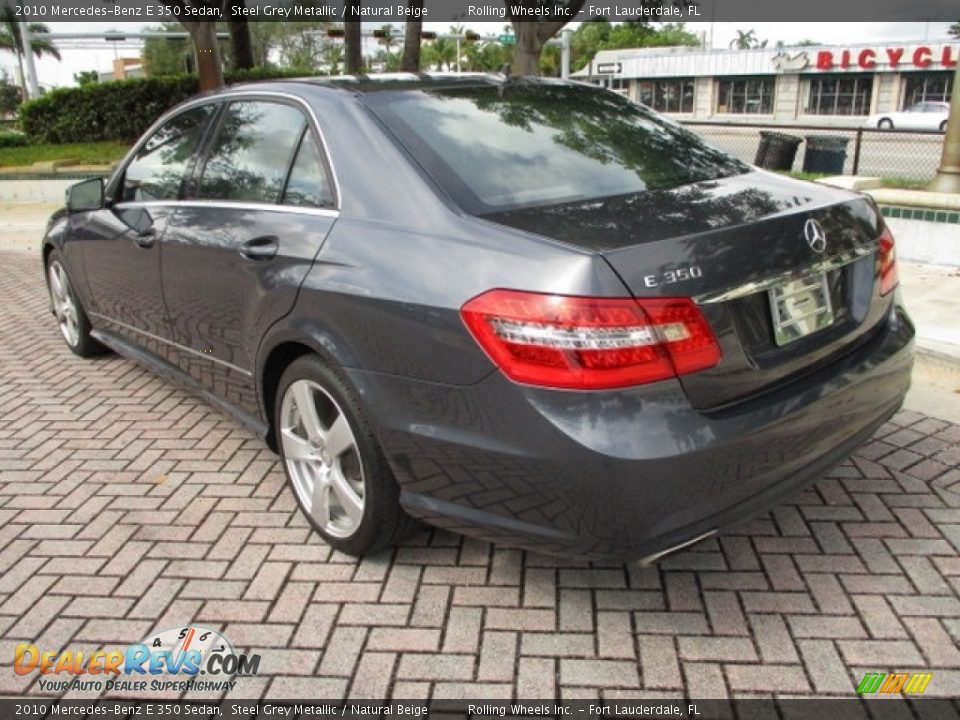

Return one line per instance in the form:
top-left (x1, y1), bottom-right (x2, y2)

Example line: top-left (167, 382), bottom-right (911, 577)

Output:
top-left (483, 171), bottom-right (890, 409)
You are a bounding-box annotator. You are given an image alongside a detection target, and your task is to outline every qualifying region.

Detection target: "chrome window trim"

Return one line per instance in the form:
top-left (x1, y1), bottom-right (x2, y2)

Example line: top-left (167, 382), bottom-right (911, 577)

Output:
top-left (90, 312), bottom-right (254, 377)
top-left (695, 244), bottom-right (875, 305)
top-left (112, 199), bottom-right (340, 219)
top-left (108, 89), bottom-right (342, 210)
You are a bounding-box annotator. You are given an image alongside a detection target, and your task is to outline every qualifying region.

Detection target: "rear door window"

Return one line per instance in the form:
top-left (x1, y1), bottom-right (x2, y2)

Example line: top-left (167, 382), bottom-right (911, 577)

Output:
top-left (121, 104), bottom-right (215, 202)
top-left (198, 101), bottom-right (306, 203)
top-left (282, 130), bottom-right (335, 209)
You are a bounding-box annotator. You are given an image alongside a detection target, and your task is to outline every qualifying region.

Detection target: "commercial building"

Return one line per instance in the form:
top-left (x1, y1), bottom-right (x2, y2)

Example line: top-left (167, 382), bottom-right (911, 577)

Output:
top-left (573, 41), bottom-right (957, 125)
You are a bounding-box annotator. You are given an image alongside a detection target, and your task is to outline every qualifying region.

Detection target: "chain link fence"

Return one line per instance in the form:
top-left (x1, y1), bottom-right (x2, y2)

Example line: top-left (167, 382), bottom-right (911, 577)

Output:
top-left (682, 121), bottom-right (945, 184)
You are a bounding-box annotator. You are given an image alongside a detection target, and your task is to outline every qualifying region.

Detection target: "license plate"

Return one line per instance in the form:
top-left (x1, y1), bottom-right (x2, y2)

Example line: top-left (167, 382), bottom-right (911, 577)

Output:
top-left (768, 272), bottom-right (834, 346)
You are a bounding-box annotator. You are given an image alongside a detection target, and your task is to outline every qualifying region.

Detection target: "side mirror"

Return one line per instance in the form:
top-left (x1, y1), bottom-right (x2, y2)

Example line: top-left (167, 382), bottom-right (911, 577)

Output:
top-left (66, 178), bottom-right (105, 212)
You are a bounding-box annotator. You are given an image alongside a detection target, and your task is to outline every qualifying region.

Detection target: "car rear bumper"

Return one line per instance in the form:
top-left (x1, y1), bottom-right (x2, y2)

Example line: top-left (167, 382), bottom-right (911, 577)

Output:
top-left (348, 302), bottom-right (914, 561)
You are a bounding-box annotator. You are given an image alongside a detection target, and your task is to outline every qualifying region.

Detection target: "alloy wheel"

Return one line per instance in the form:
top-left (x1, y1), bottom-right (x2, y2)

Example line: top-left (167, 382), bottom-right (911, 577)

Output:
top-left (48, 261), bottom-right (80, 347)
top-left (280, 379), bottom-right (366, 538)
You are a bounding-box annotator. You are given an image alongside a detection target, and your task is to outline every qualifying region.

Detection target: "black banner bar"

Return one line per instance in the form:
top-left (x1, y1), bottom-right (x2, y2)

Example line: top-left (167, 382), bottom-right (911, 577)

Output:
top-left (2, 0), bottom-right (960, 23)
top-left (4, 698), bottom-right (960, 720)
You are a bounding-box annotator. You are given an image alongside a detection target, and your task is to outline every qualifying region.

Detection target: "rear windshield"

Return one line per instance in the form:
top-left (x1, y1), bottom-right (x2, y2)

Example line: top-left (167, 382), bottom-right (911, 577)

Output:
top-left (365, 82), bottom-right (748, 214)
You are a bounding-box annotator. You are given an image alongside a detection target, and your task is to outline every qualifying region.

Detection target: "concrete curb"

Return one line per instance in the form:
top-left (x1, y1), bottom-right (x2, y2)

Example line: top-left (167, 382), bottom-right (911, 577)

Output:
top-left (915, 344), bottom-right (960, 374)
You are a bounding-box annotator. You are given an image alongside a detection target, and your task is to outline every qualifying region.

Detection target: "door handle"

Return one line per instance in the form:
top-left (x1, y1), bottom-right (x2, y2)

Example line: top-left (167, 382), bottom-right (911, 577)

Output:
top-left (239, 235), bottom-right (279, 261)
top-left (134, 228), bottom-right (156, 248)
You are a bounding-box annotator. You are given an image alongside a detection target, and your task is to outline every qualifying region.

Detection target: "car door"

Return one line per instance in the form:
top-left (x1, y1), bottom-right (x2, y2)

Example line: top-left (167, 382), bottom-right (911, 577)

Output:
top-left (160, 97), bottom-right (338, 416)
top-left (78, 103), bottom-right (218, 360)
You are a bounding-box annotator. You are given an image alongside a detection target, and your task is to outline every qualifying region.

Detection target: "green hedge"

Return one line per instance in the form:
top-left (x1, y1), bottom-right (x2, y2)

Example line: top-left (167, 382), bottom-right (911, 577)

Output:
top-left (0, 130), bottom-right (28, 148)
top-left (19, 67), bottom-right (316, 145)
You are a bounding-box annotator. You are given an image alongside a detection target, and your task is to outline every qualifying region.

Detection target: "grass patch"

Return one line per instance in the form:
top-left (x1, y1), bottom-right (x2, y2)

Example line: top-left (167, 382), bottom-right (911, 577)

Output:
top-left (0, 141), bottom-right (130, 168)
top-left (782, 170), bottom-right (928, 190)
top-left (879, 177), bottom-right (927, 190)
top-left (786, 171), bottom-right (831, 182)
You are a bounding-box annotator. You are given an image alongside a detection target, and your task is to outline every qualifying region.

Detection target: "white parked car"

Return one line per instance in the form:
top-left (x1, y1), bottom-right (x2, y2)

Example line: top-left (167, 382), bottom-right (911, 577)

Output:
top-left (866, 102), bottom-right (950, 131)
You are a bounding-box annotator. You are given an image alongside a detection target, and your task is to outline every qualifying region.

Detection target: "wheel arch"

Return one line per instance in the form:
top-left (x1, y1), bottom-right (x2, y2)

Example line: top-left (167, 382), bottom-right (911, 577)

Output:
top-left (256, 323), bottom-right (362, 453)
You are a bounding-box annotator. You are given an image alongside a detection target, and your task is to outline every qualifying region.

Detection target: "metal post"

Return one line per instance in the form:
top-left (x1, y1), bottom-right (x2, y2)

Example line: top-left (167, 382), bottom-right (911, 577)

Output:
top-left (456, 36), bottom-right (461, 73)
top-left (18, 22), bottom-right (40, 98)
top-left (561, 30), bottom-right (571, 80)
top-left (852, 128), bottom-right (863, 175)
top-left (928, 61), bottom-right (960, 193)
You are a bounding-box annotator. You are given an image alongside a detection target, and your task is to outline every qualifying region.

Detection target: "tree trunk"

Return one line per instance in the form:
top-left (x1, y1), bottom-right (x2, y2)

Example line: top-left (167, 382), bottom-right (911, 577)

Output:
top-left (15, 51), bottom-right (27, 102)
top-left (186, 21), bottom-right (224, 91)
top-left (507, 9), bottom-right (584, 76)
top-left (400, 10), bottom-right (423, 72)
top-left (511, 23), bottom-right (543, 76)
top-left (345, 7), bottom-right (363, 74)
top-left (928, 62), bottom-right (960, 192)
top-left (228, 6), bottom-right (254, 70)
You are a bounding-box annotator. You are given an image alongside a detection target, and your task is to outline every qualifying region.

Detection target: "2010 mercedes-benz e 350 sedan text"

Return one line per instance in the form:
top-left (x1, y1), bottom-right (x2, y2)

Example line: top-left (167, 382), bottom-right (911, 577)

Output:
top-left (43, 75), bottom-right (914, 562)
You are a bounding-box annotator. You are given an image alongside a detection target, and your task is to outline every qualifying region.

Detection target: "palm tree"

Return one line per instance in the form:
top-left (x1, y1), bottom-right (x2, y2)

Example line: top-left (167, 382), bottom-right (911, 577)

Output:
top-left (729, 29), bottom-right (758, 50)
top-left (426, 37), bottom-right (457, 71)
top-left (950, 22), bottom-right (960, 39)
top-left (0, 9), bottom-right (61, 99)
top-left (375, 24), bottom-right (397, 53)
top-left (323, 42), bottom-right (344, 75)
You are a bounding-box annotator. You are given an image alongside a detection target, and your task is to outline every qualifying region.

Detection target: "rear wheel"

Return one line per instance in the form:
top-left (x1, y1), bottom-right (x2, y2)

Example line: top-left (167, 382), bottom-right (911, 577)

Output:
top-left (878, 118), bottom-right (893, 129)
top-left (46, 250), bottom-right (105, 358)
top-left (940, 120), bottom-right (948, 132)
top-left (276, 354), bottom-right (415, 555)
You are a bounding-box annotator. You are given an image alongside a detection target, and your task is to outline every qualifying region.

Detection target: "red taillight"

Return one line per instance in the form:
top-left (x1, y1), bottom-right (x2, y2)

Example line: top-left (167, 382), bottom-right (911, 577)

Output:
top-left (878, 226), bottom-right (899, 296)
top-left (460, 290), bottom-right (721, 390)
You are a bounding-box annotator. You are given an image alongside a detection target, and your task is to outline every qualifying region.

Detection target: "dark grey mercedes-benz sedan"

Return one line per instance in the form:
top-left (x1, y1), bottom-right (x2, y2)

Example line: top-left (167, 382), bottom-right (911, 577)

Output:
top-left (43, 74), bottom-right (913, 562)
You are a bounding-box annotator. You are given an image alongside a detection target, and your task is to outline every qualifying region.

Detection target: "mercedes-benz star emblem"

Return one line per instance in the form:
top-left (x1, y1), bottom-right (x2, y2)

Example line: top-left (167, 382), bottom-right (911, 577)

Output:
top-left (804, 218), bottom-right (827, 254)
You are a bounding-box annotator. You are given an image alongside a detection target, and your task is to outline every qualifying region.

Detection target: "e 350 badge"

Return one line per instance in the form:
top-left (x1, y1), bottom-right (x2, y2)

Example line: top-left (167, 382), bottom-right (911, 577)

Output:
top-left (15, 626), bottom-right (261, 693)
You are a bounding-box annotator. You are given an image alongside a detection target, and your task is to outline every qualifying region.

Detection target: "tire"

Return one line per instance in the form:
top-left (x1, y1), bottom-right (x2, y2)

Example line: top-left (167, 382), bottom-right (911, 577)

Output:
top-left (878, 118), bottom-right (893, 129)
top-left (940, 120), bottom-right (948, 132)
top-left (45, 249), bottom-right (107, 358)
top-left (275, 354), bottom-right (416, 555)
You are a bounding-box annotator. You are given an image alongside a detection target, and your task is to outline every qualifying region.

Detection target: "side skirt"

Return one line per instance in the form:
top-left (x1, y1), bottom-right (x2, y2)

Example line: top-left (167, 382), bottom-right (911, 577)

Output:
top-left (91, 328), bottom-right (271, 443)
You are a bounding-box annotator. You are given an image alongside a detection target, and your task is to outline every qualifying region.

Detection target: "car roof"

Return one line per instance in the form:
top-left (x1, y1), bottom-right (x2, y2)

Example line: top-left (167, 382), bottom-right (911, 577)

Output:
top-left (209, 73), bottom-right (582, 98)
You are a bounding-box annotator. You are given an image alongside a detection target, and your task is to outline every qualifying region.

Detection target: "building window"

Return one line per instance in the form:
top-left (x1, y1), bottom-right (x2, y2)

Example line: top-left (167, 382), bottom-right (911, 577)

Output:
top-left (716, 77), bottom-right (775, 114)
top-left (591, 77), bottom-right (628, 94)
top-left (902, 72), bottom-right (953, 108)
top-left (804, 75), bottom-right (873, 116)
top-left (637, 79), bottom-right (695, 113)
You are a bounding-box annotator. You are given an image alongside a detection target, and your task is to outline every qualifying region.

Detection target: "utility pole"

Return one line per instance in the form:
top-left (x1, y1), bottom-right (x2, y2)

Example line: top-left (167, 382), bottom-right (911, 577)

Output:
top-left (928, 62), bottom-right (960, 193)
top-left (561, 29), bottom-right (571, 79)
top-left (18, 22), bottom-right (40, 98)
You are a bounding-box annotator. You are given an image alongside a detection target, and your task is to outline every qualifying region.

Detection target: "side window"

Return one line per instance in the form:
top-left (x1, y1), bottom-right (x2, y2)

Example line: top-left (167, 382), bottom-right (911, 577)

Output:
top-left (198, 101), bottom-right (306, 203)
top-left (122, 105), bottom-right (215, 202)
top-left (282, 130), bottom-right (335, 209)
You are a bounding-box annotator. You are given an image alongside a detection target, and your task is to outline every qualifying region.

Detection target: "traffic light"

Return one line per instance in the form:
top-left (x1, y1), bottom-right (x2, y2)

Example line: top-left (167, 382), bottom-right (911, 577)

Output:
top-left (464, 31), bottom-right (481, 42)
top-left (420, 31), bottom-right (437, 40)
top-left (327, 28), bottom-right (345, 38)
top-left (373, 29), bottom-right (391, 40)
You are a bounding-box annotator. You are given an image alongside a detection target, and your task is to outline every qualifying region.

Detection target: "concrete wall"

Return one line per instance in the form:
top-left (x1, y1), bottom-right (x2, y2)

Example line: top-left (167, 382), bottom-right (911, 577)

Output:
top-left (886, 217), bottom-right (959, 267)
top-left (0, 180), bottom-right (73, 204)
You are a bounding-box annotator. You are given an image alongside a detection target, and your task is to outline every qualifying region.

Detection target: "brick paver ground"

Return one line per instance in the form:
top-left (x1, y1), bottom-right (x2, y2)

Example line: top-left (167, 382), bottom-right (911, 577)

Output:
top-left (1, 250), bottom-right (960, 700)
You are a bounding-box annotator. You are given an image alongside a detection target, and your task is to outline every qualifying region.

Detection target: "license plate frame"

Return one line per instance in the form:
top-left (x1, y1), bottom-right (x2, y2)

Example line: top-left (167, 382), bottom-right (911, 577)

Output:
top-left (768, 272), bottom-right (835, 347)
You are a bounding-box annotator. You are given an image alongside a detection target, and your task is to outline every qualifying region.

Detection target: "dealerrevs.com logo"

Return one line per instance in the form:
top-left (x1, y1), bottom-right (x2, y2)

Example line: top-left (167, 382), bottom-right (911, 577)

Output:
top-left (14, 626), bottom-right (260, 694)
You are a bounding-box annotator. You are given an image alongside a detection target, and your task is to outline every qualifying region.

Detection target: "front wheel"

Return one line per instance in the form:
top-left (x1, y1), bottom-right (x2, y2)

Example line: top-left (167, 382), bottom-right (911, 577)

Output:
top-left (878, 118), bottom-right (893, 129)
top-left (46, 250), bottom-right (106, 358)
top-left (940, 120), bottom-right (948, 132)
top-left (275, 354), bottom-right (416, 555)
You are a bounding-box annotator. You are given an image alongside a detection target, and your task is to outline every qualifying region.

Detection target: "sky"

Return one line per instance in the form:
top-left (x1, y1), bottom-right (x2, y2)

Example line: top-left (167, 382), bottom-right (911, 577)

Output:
top-left (2, 21), bottom-right (955, 90)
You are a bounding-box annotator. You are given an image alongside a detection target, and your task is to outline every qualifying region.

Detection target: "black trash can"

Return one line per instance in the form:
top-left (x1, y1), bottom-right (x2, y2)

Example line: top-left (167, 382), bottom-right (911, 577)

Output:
top-left (803, 135), bottom-right (850, 174)
top-left (754, 131), bottom-right (803, 171)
